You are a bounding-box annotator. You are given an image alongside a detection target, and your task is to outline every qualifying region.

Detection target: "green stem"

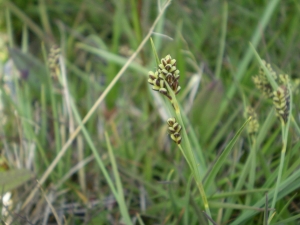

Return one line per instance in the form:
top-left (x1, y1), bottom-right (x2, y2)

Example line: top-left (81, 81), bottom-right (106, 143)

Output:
top-left (246, 136), bottom-right (257, 205)
top-left (268, 122), bottom-right (286, 224)
top-left (163, 78), bottom-right (212, 223)
top-left (175, 102), bottom-right (212, 223)
top-left (178, 145), bottom-right (192, 170)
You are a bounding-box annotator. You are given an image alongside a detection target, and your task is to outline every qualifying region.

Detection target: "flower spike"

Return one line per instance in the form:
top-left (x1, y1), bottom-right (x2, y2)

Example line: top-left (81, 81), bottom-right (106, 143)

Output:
top-left (167, 118), bottom-right (182, 144)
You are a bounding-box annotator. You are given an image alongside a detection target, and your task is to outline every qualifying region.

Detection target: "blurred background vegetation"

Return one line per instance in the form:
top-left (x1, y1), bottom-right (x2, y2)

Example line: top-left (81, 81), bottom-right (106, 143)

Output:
top-left (0, 0), bottom-right (300, 224)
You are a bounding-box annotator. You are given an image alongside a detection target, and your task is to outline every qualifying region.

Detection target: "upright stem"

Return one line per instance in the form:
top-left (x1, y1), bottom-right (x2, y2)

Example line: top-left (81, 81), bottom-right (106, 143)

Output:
top-left (268, 122), bottom-right (286, 224)
top-left (175, 102), bottom-right (212, 223)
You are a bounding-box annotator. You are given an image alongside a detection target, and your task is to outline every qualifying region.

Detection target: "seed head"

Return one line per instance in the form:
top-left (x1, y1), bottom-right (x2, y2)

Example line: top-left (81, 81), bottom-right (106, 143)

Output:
top-left (148, 71), bottom-right (171, 99)
top-left (158, 55), bottom-right (181, 94)
top-left (278, 74), bottom-right (289, 85)
top-left (252, 60), bottom-right (277, 98)
top-left (259, 60), bottom-right (278, 81)
top-left (148, 55), bottom-right (181, 101)
top-left (48, 45), bottom-right (61, 79)
top-left (273, 86), bottom-right (290, 124)
top-left (244, 107), bottom-right (259, 136)
top-left (167, 118), bottom-right (182, 144)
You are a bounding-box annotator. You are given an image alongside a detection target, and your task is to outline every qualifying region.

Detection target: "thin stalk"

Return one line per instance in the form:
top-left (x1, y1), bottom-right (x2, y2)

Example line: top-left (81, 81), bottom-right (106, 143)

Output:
top-left (178, 145), bottom-right (192, 170)
top-left (215, 1), bottom-right (228, 79)
top-left (41, 44), bottom-right (63, 177)
top-left (264, 193), bottom-right (268, 225)
top-left (269, 83), bottom-right (292, 224)
top-left (245, 137), bottom-right (257, 206)
top-left (268, 122), bottom-right (287, 224)
top-left (136, 214), bottom-right (146, 225)
top-left (38, 0), bottom-right (53, 37)
top-left (105, 132), bottom-right (132, 224)
top-left (168, 84), bottom-right (212, 222)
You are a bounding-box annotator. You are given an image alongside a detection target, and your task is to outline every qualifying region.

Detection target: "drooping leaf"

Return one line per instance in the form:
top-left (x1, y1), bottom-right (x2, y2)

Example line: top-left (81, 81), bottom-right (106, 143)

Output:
top-left (0, 169), bottom-right (34, 192)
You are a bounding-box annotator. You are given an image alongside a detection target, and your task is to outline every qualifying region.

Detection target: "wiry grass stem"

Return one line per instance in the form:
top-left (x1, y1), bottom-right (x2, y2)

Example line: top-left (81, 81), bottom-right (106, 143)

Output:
top-left (268, 84), bottom-right (292, 224)
top-left (166, 81), bottom-right (212, 222)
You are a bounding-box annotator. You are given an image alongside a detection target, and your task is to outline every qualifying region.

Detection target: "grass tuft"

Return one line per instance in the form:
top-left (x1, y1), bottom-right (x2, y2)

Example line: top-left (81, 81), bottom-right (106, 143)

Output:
top-left (1, 0), bottom-right (300, 224)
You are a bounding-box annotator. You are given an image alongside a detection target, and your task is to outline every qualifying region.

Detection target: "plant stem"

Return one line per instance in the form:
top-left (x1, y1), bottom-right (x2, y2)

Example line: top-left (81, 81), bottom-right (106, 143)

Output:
top-left (174, 102), bottom-right (212, 223)
top-left (268, 122), bottom-right (286, 224)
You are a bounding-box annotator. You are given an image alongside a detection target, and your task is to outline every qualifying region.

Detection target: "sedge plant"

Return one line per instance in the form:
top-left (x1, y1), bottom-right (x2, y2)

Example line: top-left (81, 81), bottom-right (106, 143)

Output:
top-left (148, 41), bottom-right (253, 224)
top-left (251, 47), bottom-right (293, 224)
top-left (147, 51), bottom-right (213, 223)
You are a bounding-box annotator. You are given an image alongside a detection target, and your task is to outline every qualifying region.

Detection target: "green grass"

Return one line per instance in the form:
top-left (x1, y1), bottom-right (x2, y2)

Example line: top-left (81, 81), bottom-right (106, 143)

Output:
top-left (0, 0), bottom-right (300, 224)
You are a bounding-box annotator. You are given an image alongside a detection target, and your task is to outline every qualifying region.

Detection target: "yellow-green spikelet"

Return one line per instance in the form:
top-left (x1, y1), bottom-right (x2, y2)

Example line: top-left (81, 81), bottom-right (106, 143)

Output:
top-left (48, 45), bottom-right (61, 79)
top-left (273, 86), bottom-right (290, 124)
top-left (245, 107), bottom-right (259, 136)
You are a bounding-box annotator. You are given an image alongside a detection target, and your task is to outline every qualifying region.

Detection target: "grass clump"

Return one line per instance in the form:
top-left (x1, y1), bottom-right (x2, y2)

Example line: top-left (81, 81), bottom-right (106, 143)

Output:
top-left (1, 0), bottom-right (300, 224)
top-left (148, 53), bottom-right (213, 223)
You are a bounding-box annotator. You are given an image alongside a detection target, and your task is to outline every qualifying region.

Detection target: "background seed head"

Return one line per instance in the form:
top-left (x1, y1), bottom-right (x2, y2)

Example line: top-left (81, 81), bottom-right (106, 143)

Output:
top-left (252, 60), bottom-right (279, 99)
top-left (48, 45), bottom-right (61, 78)
top-left (273, 86), bottom-right (290, 124)
top-left (244, 107), bottom-right (259, 136)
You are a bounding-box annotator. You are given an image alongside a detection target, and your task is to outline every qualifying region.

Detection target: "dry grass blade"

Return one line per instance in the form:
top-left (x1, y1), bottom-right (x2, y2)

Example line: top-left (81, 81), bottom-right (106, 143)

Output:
top-left (37, 181), bottom-right (61, 225)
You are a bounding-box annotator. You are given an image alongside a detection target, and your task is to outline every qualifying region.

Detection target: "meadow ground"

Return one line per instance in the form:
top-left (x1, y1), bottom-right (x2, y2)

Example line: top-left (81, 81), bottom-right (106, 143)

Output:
top-left (0, 0), bottom-right (300, 224)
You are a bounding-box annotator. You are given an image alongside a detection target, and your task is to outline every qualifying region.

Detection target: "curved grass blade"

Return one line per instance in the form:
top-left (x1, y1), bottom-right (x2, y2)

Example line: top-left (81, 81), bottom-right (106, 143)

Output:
top-left (0, 169), bottom-right (34, 192)
top-left (204, 117), bottom-right (251, 190)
